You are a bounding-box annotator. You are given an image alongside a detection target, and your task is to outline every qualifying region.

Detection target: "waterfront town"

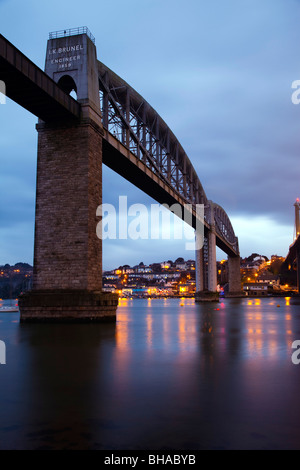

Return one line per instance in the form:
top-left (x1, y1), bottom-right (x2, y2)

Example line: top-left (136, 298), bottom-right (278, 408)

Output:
top-left (0, 253), bottom-right (296, 299)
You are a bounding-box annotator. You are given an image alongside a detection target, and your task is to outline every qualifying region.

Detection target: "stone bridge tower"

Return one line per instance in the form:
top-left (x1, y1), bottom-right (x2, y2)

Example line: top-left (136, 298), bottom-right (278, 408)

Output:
top-left (19, 28), bottom-right (118, 321)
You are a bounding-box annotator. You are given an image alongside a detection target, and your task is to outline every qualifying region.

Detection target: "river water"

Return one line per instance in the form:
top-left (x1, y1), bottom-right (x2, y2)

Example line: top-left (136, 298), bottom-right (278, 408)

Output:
top-left (0, 296), bottom-right (300, 450)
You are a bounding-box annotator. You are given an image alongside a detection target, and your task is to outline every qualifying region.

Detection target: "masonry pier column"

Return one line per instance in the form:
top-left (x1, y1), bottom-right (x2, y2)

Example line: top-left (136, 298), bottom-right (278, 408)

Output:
top-left (19, 28), bottom-right (118, 321)
top-left (297, 247), bottom-right (300, 294)
top-left (207, 228), bottom-right (217, 294)
top-left (195, 231), bottom-right (204, 294)
top-left (227, 255), bottom-right (242, 297)
top-left (195, 204), bottom-right (219, 302)
top-left (195, 248), bottom-right (204, 293)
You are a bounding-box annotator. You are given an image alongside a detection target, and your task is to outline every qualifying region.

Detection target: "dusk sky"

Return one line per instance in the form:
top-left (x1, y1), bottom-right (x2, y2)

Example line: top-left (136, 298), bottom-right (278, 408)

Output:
top-left (1, 0), bottom-right (300, 270)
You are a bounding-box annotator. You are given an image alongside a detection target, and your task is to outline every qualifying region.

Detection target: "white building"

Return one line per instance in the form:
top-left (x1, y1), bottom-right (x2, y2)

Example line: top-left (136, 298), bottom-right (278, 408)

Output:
top-left (243, 282), bottom-right (269, 296)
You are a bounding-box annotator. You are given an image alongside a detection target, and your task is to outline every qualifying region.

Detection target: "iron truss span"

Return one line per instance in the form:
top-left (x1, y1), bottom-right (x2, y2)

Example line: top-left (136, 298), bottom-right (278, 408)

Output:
top-left (98, 61), bottom-right (239, 256)
top-left (213, 203), bottom-right (238, 251)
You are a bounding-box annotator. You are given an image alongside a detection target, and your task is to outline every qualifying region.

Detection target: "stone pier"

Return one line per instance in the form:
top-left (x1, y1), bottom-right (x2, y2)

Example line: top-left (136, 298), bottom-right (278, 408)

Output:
top-left (226, 255), bottom-right (243, 298)
top-left (19, 29), bottom-right (118, 321)
top-left (297, 248), bottom-right (300, 294)
top-left (195, 226), bottom-right (219, 302)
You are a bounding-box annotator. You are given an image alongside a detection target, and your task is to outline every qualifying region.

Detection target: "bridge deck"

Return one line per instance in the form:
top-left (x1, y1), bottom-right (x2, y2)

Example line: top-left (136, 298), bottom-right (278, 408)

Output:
top-left (0, 34), bottom-right (81, 122)
top-left (284, 235), bottom-right (300, 266)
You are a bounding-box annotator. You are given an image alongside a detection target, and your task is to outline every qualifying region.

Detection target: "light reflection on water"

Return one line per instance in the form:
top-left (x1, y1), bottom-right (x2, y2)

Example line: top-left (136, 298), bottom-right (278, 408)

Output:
top-left (0, 297), bottom-right (300, 449)
top-left (115, 297), bottom-right (296, 362)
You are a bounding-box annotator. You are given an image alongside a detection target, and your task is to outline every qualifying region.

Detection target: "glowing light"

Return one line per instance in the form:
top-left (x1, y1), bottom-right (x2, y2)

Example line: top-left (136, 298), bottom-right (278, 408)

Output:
top-left (146, 314), bottom-right (153, 347)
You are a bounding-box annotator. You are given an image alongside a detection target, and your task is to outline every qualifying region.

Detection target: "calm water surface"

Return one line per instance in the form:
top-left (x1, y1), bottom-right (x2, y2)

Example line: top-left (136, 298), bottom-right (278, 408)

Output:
top-left (0, 296), bottom-right (300, 450)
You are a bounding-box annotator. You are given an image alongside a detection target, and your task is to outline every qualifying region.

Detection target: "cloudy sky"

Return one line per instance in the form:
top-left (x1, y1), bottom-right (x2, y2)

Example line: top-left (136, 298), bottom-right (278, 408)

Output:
top-left (1, 0), bottom-right (300, 270)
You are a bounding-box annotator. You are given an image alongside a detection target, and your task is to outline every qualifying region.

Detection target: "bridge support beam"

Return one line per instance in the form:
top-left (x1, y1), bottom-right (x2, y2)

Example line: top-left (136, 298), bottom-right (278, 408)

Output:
top-left (208, 229), bottom-right (217, 293)
top-left (195, 229), bottom-right (219, 302)
top-left (227, 255), bottom-right (243, 297)
top-left (297, 248), bottom-right (300, 294)
top-left (195, 246), bottom-right (204, 293)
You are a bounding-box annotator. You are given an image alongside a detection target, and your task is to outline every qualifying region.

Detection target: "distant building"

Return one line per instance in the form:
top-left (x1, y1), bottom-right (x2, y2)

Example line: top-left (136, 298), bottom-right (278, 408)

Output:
top-left (178, 283), bottom-right (195, 296)
top-left (175, 261), bottom-right (187, 270)
top-left (137, 266), bottom-right (152, 273)
top-left (243, 282), bottom-right (270, 296)
top-left (186, 260), bottom-right (195, 270)
top-left (161, 261), bottom-right (172, 269)
top-left (257, 272), bottom-right (279, 285)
